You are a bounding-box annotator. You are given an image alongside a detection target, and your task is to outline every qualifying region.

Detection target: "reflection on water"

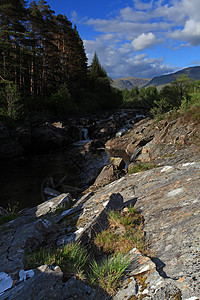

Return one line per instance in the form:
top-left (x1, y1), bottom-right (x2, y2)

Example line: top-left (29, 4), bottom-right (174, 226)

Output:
top-left (0, 147), bottom-right (110, 211)
top-left (0, 152), bottom-right (76, 210)
top-left (0, 143), bottom-right (130, 211)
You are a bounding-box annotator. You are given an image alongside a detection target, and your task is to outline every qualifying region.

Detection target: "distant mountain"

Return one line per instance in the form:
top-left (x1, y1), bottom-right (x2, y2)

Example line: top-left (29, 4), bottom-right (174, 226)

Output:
top-left (112, 66), bottom-right (200, 91)
top-left (111, 77), bottom-right (151, 90)
top-left (144, 66), bottom-right (200, 89)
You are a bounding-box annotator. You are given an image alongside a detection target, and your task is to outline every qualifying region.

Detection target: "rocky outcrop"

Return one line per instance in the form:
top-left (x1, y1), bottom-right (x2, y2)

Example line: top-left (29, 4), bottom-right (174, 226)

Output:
top-left (105, 115), bottom-right (200, 166)
top-left (1, 266), bottom-right (97, 300)
top-left (1, 159), bottom-right (200, 299)
top-left (0, 192), bottom-right (123, 298)
top-left (0, 109), bottom-right (141, 157)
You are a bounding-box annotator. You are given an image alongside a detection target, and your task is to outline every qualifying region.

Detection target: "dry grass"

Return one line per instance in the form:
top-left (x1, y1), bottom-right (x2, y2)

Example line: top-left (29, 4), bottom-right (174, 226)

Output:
top-left (94, 205), bottom-right (148, 255)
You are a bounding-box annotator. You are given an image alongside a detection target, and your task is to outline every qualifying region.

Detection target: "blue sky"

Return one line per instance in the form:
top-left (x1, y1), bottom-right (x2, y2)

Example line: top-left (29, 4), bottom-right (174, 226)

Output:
top-left (29, 0), bottom-right (200, 79)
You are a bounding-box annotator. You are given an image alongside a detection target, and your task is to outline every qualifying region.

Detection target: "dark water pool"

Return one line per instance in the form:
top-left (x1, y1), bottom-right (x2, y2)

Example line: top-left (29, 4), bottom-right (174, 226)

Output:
top-left (0, 147), bottom-right (111, 211)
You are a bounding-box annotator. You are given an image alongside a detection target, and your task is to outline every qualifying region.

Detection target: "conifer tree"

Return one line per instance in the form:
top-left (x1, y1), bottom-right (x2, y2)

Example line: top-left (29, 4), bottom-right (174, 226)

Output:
top-left (89, 52), bottom-right (108, 79)
top-left (0, 0), bottom-right (27, 85)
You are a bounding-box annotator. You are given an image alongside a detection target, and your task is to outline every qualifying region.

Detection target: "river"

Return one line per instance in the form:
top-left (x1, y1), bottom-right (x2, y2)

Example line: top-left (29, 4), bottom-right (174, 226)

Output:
top-left (0, 110), bottom-right (144, 211)
top-left (0, 145), bottom-right (110, 211)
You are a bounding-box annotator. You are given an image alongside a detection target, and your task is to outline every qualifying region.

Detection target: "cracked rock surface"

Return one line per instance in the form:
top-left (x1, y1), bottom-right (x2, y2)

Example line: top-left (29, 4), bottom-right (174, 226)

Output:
top-left (1, 116), bottom-right (200, 299)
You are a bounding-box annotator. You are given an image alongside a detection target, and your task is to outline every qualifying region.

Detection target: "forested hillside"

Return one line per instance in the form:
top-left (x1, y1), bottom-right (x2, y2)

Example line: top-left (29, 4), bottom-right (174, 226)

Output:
top-left (144, 66), bottom-right (200, 89)
top-left (0, 0), bottom-right (121, 119)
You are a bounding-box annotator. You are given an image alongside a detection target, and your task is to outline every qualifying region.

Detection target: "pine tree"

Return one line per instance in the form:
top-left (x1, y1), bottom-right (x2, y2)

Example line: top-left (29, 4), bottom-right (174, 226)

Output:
top-left (0, 0), bottom-right (27, 85)
top-left (89, 52), bottom-right (108, 79)
top-left (0, 0), bottom-right (97, 114)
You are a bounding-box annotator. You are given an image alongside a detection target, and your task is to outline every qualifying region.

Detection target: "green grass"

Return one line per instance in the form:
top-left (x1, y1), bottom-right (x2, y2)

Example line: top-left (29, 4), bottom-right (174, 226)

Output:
top-left (128, 162), bottom-right (156, 175)
top-left (0, 202), bottom-right (19, 225)
top-left (24, 242), bottom-right (89, 281)
top-left (94, 205), bottom-right (147, 255)
top-left (24, 205), bottom-right (147, 296)
top-left (89, 254), bottom-right (130, 295)
top-left (0, 212), bottom-right (19, 225)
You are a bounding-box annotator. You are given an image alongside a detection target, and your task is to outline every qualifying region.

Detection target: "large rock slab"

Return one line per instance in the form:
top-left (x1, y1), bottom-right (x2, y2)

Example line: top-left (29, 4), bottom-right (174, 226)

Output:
top-left (0, 155), bottom-right (200, 299)
top-left (105, 116), bottom-right (200, 166)
top-left (0, 194), bottom-right (72, 276)
top-left (90, 161), bottom-right (200, 299)
top-left (0, 191), bottom-right (124, 298)
top-left (1, 265), bottom-right (97, 300)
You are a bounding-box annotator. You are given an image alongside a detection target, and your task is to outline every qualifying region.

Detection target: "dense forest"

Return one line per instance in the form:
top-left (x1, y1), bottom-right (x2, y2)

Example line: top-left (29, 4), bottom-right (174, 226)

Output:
top-left (0, 0), bottom-right (121, 119)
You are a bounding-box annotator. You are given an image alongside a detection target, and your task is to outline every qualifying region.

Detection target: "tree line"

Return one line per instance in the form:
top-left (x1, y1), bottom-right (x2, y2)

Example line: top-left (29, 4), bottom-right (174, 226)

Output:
top-left (0, 0), bottom-right (121, 119)
top-left (122, 74), bottom-right (200, 119)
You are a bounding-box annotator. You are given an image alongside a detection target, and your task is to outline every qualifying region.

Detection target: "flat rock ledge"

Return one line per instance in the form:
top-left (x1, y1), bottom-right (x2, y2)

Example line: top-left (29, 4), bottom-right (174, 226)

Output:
top-left (0, 161), bottom-right (200, 299)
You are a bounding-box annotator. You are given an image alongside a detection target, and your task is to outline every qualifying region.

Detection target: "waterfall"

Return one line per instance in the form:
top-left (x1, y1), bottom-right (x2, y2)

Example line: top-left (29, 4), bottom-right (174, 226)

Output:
top-left (73, 127), bottom-right (91, 146)
top-left (80, 128), bottom-right (89, 141)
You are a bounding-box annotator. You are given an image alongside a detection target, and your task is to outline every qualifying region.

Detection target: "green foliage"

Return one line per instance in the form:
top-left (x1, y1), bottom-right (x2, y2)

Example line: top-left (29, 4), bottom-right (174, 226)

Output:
top-left (94, 230), bottom-right (118, 253)
top-left (0, 1), bottom-right (123, 116)
top-left (128, 162), bottom-right (156, 174)
top-left (85, 53), bottom-right (122, 110)
top-left (0, 0), bottom-right (88, 101)
top-left (89, 254), bottom-right (130, 295)
top-left (24, 242), bottom-right (89, 279)
top-left (92, 205), bottom-right (148, 293)
top-left (122, 86), bottom-right (158, 110)
top-left (89, 52), bottom-right (108, 79)
top-left (126, 204), bottom-right (137, 214)
top-left (94, 206), bottom-right (147, 255)
top-left (149, 75), bottom-right (200, 120)
top-left (48, 83), bottom-right (75, 114)
top-left (0, 81), bottom-right (21, 119)
top-left (0, 202), bottom-right (19, 225)
top-left (0, 213), bottom-right (19, 225)
top-left (24, 205), bottom-right (147, 296)
top-left (171, 74), bottom-right (192, 106)
top-left (150, 98), bottom-right (171, 120)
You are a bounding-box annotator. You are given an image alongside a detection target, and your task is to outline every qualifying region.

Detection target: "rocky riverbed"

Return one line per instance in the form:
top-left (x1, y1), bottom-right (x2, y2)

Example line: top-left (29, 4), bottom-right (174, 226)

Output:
top-left (0, 109), bottom-right (143, 210)
top-left (0, 113), bottom-right (200, 299)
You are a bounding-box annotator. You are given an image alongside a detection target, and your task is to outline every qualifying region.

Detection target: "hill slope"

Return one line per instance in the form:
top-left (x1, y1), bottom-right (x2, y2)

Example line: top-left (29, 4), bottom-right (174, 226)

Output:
top-left (111, 77), bottom-right (151, 90)
top-left (112, 66), bottom-right (200, 90)
top-left (144, 65), bottom-right (200, 89)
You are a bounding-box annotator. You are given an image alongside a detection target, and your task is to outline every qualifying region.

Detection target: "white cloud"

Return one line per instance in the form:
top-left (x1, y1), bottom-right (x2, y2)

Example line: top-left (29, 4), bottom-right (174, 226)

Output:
top-left (156, 0), bottom-right (200, 45)
top-left (71, 10), bottom-right (78, 23)
top-left (133, 0), bottom-right (154, 11)
top-left (171, 19), bottom-right (200, 46)
top-left (76, 0), bottom-right (200, 78)
top-left (132, 32), bottom-right (164, 51)
top-left (83, 39), bottom-right (174, 79)
top-left (120, 6), bottom-right (150, 22)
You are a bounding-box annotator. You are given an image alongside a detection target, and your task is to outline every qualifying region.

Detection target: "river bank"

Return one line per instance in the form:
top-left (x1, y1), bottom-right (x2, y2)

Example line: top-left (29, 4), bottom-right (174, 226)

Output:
top-left (0, 109), bottom-right (146, 210)
top-left (0, 111), bottom-right (200, 299)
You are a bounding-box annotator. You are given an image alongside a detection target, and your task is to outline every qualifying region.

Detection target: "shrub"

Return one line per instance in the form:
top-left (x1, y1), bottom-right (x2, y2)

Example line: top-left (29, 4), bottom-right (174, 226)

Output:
top-left (48, 83), bottom-right (76, 114)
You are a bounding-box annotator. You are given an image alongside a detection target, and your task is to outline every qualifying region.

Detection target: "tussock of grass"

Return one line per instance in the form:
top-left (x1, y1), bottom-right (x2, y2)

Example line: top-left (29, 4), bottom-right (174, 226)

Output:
top-left (89, 254), bottom-right (130, 295)
top-left (128, 162), bottom-right (156, 175)
top-left (94, 205), bottom-right (147, 255)
top-left (0, 212), bottom-right (19, 225)
top-left (24, 242), bottom-right (89, 281)
top-left (0, 203), bottom-right (19, 225)
top-left (180, 105), bottom-right (200, 124)
top-left (24, 205), bottom-right (147, 296)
